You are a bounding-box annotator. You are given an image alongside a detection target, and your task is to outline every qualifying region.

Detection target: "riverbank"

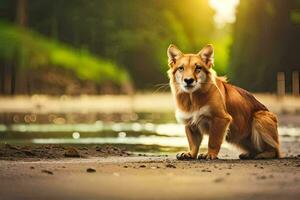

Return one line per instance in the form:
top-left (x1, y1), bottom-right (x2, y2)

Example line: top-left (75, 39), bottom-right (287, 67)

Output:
top-left (0, 142), bottom-right (299, 200)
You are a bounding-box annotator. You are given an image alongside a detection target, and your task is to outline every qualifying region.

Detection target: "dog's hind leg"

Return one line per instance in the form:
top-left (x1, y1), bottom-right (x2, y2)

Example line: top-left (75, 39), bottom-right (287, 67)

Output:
top-left (251, 111), bottom-right (280, 159)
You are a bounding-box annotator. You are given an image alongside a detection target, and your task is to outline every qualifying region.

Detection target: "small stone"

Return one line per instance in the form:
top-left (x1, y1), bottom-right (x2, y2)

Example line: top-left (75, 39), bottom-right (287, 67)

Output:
top-left (64, 147), bottom-right (81, 158)
top-left (41, 170), bottom-right (53, 175)
top-left (123, 165), bottom-right (128, 168)
top-left (226, 173), bottom-right (230, 175)
top-left (86, 168), bottom-right (96, 173)
top-left (166, 164), bottom-right (176, 168)
top-left (30, 166), bottom-right (35, 169)
top-left (139, 165), bottom-right (146, 168)
top-left (214, 177), bottom-right (224, 183)
top-left (201, 169), bottom-right (212, 172)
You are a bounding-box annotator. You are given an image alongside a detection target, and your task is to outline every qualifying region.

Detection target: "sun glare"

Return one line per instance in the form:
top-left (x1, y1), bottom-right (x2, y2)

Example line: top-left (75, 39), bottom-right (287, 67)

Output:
top-left (209, 0), bottom-right (240, 28)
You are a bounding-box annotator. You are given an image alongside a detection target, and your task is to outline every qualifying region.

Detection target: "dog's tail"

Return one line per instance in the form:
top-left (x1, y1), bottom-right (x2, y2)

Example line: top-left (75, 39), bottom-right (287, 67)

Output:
top-left (252, 111), bottom-right (281, 158)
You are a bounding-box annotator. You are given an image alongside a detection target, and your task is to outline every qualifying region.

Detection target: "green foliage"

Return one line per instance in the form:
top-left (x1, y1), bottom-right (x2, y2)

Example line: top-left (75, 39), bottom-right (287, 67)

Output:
top-left (25, 0), bottom-right (216, 89)
top-left (207, 27), bottom-right (233, 75)
top-left (0, 0), bottom-right (234, 91)
top-left (0, 21), bottom-right (130, 84)
top-left (290, 9), bottom-right (300, 24)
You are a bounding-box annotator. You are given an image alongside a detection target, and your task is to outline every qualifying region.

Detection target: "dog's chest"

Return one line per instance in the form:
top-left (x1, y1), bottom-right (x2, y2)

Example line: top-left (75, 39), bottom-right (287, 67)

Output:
top-left (175, 105), bottom-right (211, 124)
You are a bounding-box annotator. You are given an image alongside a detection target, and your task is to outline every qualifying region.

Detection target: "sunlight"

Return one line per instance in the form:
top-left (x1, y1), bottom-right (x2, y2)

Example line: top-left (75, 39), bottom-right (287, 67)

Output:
top-left (209, 0), bottom-right (240, 28)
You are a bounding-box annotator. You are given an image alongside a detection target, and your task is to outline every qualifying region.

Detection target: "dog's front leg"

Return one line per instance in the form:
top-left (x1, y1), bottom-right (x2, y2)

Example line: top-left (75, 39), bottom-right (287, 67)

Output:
top-left (177, 125), bottom-right (203, 160)
top-left (198, 116), bottom-right (231, 160)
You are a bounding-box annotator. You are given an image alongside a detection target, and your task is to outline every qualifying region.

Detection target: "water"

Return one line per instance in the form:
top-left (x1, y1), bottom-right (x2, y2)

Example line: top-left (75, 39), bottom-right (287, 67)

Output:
top-left (0, 121), bottom-right (299, 149)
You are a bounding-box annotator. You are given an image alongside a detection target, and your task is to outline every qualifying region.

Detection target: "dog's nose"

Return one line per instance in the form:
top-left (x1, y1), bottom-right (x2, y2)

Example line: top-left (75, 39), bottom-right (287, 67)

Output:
top-left (184, 78), bottom-right (195, 85)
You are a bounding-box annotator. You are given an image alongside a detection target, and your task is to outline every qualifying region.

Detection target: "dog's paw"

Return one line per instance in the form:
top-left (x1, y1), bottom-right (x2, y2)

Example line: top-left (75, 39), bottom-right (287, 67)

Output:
top-left (198, 152), bottom-right (218, 160)
top-left (176, 152), bottom-right (194, 160)
top-left (239, 152), bottom-right (255, 160)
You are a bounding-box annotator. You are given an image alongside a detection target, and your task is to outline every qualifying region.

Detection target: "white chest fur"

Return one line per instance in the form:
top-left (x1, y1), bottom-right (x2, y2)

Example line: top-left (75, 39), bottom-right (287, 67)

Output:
top-left (175, 105), bottom-right (211, 124)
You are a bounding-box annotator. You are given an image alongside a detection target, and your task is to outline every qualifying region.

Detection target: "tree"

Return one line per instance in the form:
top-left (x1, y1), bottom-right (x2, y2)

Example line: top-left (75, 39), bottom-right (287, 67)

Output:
top-left (230, 0), bottom-right (300, 92)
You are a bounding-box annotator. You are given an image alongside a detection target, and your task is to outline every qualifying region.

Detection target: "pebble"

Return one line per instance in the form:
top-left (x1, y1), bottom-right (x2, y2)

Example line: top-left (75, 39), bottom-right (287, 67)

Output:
top-left (201, 169), bottom-right (212, 172)
top-left (139, 165), bottom-right (146, 168)
top-left (86, 168), bottom-right (96, 173)
top-left (41, 170), bottom-right (53, 175)
top-left (214, 177), bottom-right (224, 183)
top-left (166, 164), bottom-right (176, 168)
top-left (64, 147), bottom-right (81, 158)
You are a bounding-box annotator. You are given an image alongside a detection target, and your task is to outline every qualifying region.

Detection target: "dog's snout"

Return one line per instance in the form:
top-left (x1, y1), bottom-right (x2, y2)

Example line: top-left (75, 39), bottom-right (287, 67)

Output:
top-left (184, 78), bottom-right (195, 85)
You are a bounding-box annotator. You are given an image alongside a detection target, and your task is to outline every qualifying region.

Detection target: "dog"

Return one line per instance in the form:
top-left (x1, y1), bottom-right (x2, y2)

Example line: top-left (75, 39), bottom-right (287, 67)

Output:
top-left (167, 44), bottom-right (280, 160)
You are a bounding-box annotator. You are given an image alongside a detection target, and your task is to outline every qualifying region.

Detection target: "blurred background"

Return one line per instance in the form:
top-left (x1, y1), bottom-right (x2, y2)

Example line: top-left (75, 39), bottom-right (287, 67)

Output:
top-left (0, 0), bottom-right (299, 155)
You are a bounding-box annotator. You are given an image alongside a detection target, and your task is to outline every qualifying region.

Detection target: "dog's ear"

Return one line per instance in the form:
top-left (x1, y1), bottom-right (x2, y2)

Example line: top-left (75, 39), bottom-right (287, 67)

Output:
top-left (167, 44), bottom-right (182, 66)
top-left (198, 44), bottom-right (214, 68)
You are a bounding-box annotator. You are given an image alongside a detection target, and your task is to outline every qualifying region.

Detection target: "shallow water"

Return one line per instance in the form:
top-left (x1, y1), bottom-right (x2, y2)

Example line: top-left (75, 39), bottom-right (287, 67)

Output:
top-left (0, 121), bottom-right (299, 151)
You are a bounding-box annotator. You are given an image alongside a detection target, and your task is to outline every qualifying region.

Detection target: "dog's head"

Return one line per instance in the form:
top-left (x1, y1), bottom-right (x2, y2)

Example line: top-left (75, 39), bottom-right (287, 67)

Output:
top-left (167, 44), bottom-right (214, 93)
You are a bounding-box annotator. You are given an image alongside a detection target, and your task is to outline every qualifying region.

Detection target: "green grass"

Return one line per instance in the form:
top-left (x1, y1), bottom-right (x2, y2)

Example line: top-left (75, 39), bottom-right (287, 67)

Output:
top-left (0, 21), bottom-right (130, 84)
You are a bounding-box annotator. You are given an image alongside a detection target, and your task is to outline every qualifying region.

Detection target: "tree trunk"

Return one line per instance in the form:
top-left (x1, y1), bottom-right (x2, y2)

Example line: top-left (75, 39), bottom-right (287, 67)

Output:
top-left (16, 0), bottom-right (28, 27)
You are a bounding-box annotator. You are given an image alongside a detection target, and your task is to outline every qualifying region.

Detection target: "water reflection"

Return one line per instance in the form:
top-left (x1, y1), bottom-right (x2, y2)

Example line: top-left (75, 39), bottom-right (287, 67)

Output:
top-left (0, 121), bottom-right (299, 148)
top-left (0, 122), bottom-right (185, 136)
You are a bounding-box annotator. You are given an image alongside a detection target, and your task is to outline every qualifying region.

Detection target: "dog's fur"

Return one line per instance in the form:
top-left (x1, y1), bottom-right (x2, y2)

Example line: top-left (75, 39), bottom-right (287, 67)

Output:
top-left (167, 44), bottom-right (280, 160)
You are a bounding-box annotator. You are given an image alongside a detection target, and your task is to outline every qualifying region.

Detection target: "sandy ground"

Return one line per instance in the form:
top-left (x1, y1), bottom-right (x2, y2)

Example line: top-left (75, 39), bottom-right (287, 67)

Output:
top-left (0, 144), bottom-right (300, 200)
top-left (0, 157), bottom-right (299, 200)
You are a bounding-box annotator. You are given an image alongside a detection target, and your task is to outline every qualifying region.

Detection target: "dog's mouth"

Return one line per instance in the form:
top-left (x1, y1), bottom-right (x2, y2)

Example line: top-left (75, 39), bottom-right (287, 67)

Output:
top-left (181, 84), bottom-right (196, 92)
top-left (184, 85), bottom-right (194, 89)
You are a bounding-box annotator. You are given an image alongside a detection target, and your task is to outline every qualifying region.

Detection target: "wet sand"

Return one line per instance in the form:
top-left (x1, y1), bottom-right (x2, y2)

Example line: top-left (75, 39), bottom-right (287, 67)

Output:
top-left (0, 144), bottom-right (300, 200)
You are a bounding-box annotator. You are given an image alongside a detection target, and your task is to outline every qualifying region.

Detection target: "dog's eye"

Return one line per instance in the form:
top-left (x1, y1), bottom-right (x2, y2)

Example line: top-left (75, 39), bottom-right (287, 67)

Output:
top-left (178, 66), bottom-right (184, 72)
top-left (195, 65), bottom-right (202, 72)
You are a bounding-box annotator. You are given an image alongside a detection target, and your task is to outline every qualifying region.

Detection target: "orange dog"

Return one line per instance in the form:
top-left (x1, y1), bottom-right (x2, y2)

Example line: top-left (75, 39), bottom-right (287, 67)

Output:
top-left (167, 44), bottom-right (280, 160)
